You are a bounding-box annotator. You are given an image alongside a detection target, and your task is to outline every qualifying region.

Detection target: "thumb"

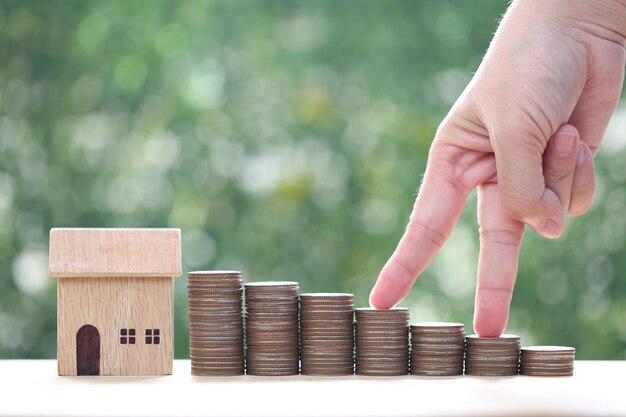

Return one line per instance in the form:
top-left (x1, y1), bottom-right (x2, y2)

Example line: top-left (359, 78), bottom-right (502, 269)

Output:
top-left (491, 124), bottom-right (573, 239)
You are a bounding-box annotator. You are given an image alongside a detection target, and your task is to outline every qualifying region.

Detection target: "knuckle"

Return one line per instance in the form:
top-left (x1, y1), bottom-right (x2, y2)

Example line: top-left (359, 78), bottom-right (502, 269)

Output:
top-left (498, 190), bottom-right (538, 220)
top-left (425, 145), bottom-right (471, 197)
top-left (434, 119), bottom-right (455, 141)
top-left (478, 228), bottom-right (522, 249)
top-left (516, 132), bottom-right (547, 158)
top-left (546, 166), bottom-right (574, 184)
top-left (491, 112), bottom-right (548, 155)
top-left (406, 217), bottom-right (446, 250)
top-left (387, 257), bottom-right (414, 285)
top-left (437, 171), bottom-right (469, 199)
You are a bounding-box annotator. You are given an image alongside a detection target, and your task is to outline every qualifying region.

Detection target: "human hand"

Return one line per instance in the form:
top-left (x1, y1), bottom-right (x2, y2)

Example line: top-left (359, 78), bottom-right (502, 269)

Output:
top-left (370, 0), bottom-right (626, 336)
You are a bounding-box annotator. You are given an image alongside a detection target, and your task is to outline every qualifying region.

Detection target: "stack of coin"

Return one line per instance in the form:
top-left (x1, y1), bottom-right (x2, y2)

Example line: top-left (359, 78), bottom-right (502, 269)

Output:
top-left (410, 322), bottom-right (466, 376)
top-left (355, 308), bottom-right (409, 376)
top-left (300, 293), bottom-right (354, 376)
top-left (520, 346), bottom-right (575, 376)
top-left (188, 271), bottom-right (245, 376)
top-left (244, 282), bottom-right (299, 376)
top-left (465, 334), bottom-right (520, 376)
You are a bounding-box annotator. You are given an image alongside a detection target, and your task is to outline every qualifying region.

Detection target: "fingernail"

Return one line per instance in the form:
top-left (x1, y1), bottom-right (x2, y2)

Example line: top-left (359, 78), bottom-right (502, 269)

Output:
top-left (542, 219), bottom-right (560, 235)
top-left (577, 144), bottom-right (586, 165)
top-left (555, 133), bottom-right (576, 156)
top-left (528, 218), bottom-right (560, 236)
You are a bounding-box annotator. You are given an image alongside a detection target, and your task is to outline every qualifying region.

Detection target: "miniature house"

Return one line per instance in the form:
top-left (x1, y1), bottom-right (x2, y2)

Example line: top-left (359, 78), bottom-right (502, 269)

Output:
top-left (49, 228), bottom-right (181, 376)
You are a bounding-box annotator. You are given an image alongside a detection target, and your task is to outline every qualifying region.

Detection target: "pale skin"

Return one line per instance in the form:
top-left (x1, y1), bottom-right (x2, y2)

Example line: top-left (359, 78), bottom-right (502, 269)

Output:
top-left (370, 0), bottom-right (626, 336)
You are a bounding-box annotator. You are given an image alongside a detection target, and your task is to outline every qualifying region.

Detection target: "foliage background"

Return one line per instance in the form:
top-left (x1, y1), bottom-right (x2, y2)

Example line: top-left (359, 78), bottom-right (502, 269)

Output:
top-left (1, 0), bottom-right (625, 360)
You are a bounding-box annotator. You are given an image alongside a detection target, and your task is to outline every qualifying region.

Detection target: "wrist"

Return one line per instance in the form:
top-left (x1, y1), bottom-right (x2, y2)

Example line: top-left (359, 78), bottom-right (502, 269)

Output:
top-left (514, 0), bottom-right (626, 46)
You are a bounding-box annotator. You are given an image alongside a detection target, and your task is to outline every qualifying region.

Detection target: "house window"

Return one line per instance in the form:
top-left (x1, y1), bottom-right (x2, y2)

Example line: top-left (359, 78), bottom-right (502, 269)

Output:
top-left (145, 329), bottom-right (160, 345)
top-left (120, 328), bottom-right (136, 345)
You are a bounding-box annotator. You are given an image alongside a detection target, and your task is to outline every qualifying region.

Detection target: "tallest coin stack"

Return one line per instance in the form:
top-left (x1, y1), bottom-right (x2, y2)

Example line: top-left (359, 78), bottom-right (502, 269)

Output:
top-left (188, 271), bottom-right (245, 376)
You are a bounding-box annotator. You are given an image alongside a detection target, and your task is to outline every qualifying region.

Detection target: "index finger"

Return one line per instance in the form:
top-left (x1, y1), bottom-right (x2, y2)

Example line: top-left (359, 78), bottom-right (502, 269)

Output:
top-left (369, 143), bottom-right (485, 309)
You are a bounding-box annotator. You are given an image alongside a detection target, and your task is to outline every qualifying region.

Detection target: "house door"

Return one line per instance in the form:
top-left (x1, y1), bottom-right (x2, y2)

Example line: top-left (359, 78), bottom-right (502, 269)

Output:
top-left (76, 324), bottom-right (100, 375)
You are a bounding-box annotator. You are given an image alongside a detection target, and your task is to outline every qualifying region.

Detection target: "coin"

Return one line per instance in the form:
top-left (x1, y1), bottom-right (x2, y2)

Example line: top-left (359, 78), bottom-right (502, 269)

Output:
top-left (300, 293), bottom-right (354, 376)
top-left (519, 346), bottom-right (575, 377)
top-left (244, 281), bottom-right (300, 376)
top-left (188, 270), bottom-right (245, 377)
top-left (464, 334), bottom-right (520, 377)
top-left (354, 308), bottom-right (409, 376)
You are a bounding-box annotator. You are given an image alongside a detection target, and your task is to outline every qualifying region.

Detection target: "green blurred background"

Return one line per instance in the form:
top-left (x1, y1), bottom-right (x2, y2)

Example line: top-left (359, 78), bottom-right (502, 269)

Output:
top-left (1, 0), bottom-right (625, 360)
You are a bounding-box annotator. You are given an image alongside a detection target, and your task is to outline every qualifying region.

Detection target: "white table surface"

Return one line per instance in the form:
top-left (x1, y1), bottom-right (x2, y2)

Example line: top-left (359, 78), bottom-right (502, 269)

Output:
top-left (0, 360), bottom-right (623, 417)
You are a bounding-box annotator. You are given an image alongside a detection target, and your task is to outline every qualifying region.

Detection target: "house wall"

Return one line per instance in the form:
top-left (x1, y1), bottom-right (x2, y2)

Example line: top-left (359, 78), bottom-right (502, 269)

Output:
top-left (57, 276), bottom-right (173, 376)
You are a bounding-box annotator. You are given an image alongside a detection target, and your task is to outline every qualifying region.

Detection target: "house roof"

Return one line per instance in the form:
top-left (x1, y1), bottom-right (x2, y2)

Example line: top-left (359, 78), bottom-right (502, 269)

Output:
top-left (49, 228), bottom-right (182, 278)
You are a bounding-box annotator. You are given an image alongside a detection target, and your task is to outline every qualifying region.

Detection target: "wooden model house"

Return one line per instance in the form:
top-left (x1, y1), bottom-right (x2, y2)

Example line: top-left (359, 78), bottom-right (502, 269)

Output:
top-left (49, 228), bottom-right (181, 376)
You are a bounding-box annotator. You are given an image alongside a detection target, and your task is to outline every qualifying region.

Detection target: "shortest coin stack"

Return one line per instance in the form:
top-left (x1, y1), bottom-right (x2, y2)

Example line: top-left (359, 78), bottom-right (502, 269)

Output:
top-left (300, 293), bottom-right (355, 376)
top-left (465, 334), bottom-right (520, 376)
top-left (355, 308), bottom-right (409, 376)
top-left (520, 346), bottom-right (575, 376)
top-left (188, 271), bottom-right (245, 376)
top-left (410, 322), bottom-right (466, 376)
